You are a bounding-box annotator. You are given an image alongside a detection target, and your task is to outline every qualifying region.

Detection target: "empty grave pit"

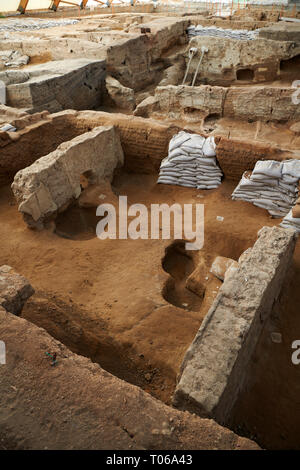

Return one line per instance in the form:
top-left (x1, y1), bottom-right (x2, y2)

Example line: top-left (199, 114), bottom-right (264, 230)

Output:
top-left (0, 6), bottom-right (300, 452)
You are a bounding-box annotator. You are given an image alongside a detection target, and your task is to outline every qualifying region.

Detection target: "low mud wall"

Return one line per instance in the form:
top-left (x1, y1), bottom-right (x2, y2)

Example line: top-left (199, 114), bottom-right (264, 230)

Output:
top-left (154, 85), bottom-right (300, 122)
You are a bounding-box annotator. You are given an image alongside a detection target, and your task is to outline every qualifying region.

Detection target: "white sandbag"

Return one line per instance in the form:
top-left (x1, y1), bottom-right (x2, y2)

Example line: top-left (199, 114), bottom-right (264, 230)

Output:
top-left (198, 156), bottom-right (217, 166)
top-left (282, 160), bottom-right (300, 179)
top-left (278, 181), bottom-right (298, 193)
top-left (157, 176), bottom-right (178, 184)
top-left (252, 199), bottom-right (281, 211)
top-left (181, 144), bottom-right (204, 155)
top-left (282, 174), bottom-right (299, 184)
top-left (171, 155), bottom-right (197, 163)
top-left (168, 132), bottom-right (191, 152)
top-left (197, 184), bottom-right (219, 189)
top-left (168, 147), bottom-right (189, 159)
top-left (250, 174), bottom-right (279, 185)
top-left (189, 134), bottom-right (206, 149)
top-left (280, 209), bottom-right (300, 232)
top-left (232, 161), bottom-right (300, 217)
top-left (177, 181), bottom-right (197, 188)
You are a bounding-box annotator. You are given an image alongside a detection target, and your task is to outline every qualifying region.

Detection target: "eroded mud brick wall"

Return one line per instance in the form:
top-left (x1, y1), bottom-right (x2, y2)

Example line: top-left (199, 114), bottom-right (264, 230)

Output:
top-left (156, 85), bottom-right (300, 123)
top-left (215, 138), bottom-right (287, 181)
top-left (5, 59), bottom-right (106, 113)
top-left (0, 110), bottom-right (179, 186)
top-left (173, 227), bottom-right (297, 425)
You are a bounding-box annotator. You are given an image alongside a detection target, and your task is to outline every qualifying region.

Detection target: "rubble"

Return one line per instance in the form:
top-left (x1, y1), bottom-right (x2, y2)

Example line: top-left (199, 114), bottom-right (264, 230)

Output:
top-left (106, 75), bottom-right (136, 110)
top-left (210, 256), bottom-right (239, 281)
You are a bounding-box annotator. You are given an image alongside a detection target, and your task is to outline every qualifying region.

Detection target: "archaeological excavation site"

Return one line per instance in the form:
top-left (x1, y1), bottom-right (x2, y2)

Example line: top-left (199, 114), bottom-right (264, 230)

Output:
top-left (0, 0), bottom-right (300, 453)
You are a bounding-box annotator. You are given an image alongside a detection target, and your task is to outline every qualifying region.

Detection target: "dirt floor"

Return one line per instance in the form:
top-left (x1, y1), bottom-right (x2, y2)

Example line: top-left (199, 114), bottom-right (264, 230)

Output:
top-left (0, 173), bottom-right (283, 405)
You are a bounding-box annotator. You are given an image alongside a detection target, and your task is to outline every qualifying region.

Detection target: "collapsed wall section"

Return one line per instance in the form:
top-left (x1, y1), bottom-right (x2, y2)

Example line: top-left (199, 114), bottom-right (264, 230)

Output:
top-left (106, 18), bottom-right (189, 91)
top-left (173, 226), bottom-right (297, 424)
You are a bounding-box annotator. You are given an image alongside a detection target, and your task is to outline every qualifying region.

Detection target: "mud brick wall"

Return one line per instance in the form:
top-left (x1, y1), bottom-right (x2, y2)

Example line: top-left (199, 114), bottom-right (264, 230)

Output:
top-left (155, 85), bottom-right (300, 122)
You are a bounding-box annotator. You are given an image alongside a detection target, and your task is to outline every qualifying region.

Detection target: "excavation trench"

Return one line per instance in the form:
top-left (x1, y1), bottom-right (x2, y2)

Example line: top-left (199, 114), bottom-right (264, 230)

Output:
top-left (1, 104), bottom-right (300, 448)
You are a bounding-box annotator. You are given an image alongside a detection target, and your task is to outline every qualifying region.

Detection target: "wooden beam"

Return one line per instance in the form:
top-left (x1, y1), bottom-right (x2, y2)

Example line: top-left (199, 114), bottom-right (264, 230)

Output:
top-left (80, 0), bottom-right (89, 8)
top-left (17, 0), bottom-right (30, 13)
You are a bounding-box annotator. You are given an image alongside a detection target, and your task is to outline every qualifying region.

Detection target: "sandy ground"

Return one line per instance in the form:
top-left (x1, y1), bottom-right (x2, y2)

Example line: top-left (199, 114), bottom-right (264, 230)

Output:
top-left (0, 173), bottom-right (282, 405)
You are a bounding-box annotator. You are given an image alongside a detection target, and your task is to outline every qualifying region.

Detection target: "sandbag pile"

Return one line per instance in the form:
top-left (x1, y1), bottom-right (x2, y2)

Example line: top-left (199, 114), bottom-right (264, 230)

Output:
top-left (187, 25), bottom-right (258, 41)
top-left (232, 160), bottom-right (300, 218)
top-left (157, 132), bottom-right (222, 189)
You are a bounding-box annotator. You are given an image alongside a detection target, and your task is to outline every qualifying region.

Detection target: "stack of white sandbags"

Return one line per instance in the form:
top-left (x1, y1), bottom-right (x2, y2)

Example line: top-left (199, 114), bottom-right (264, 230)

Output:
top-left (157, 132), bottom-right (223, 190)
top-left (280, 210), bottom-right (300, 232)
top-left (232, 160), bottom-right (300, 218)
